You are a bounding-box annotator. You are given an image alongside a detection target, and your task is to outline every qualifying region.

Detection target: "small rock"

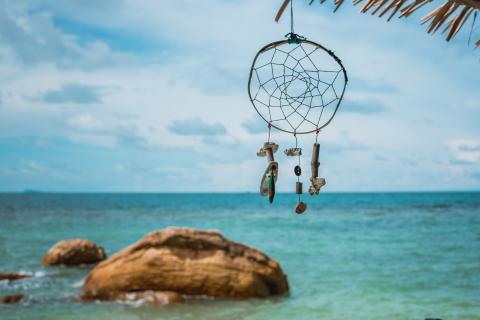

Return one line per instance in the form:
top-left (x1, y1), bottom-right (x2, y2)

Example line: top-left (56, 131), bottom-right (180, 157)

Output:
top-left (295, 201), bottom-right (307, 214)
top-left (0, 272), bottom-right (31, 282)
top-left (42, 239), bottom-right (106, 266)
top-left (1, 294), bottom-right (24, 304)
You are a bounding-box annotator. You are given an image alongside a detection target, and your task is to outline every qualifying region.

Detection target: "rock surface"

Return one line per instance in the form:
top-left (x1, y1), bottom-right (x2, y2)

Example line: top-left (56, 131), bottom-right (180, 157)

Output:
top-left (0, 272), bottom-right (31, 282)
top-left (1, 294), bottom-right (24, 304)
top-left (42, 239), bottom-right (106, 266)
top-left (81, 227), bottom-right (288, 301)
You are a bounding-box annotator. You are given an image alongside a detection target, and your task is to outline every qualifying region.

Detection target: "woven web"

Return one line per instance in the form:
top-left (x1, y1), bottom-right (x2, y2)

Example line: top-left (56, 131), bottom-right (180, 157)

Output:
top-left (249, 41), bottom-right (346, 134)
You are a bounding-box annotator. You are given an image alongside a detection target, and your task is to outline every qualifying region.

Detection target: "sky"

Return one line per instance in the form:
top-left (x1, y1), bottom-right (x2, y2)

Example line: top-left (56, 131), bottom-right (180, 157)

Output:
top-left (0, 0), bottom-right (479, 192)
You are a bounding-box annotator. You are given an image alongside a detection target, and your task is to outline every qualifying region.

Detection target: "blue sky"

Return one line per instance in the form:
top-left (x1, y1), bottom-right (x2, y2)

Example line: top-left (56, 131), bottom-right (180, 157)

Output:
top-left (0, 0), bottom-right (479, 192)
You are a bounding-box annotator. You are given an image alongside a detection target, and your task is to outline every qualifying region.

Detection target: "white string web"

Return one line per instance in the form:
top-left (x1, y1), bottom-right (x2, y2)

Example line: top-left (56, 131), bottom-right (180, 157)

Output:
top-left (249, 40), bottom-right (347, 134)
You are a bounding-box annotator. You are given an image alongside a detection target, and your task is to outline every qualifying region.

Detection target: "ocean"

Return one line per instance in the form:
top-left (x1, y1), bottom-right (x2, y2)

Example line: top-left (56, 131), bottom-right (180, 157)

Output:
top-left (0, 192), bottom-right (479, 320)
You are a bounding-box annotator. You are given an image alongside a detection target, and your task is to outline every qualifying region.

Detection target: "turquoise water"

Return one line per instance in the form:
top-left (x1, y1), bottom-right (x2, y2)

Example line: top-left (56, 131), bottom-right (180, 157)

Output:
top-left (0, 192), bottom-right (479, 320)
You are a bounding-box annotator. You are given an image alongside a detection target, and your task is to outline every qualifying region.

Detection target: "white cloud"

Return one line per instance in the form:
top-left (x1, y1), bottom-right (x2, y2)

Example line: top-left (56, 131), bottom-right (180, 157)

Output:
top-left (67, 113), bottom-right (103, 131)
top-left (446, 139), bottom-right (480, 164)
top-left (0, 3), bottom-right (129, 68)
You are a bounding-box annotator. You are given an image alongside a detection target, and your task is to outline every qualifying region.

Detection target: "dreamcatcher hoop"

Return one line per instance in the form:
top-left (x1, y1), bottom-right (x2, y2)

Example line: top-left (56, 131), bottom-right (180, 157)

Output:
top-left (248, 38), bottom-right (348, 135)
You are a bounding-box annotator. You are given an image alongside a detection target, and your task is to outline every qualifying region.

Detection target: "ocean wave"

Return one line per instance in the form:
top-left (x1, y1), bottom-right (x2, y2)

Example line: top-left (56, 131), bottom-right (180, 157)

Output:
top-left (72, 279), bottom-right (84, 288)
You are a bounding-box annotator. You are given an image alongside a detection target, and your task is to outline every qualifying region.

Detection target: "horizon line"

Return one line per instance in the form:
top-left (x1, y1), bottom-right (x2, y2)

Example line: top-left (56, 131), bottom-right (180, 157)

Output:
top-left (1, 190), bottom-right (479, 194)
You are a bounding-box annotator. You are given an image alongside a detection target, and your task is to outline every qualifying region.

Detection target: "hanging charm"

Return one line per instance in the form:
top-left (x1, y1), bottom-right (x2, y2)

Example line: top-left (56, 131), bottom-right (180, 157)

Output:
top-left (284, 148), bottom-right (302, 156)
top-left (295, 181), bottom-right (306, 214)
top-left (248, 0), bottom-right (347, 212)
top-left (308, 143), bottom-right (326, 195)
top-left (285, 135), bottom-right (308, 213)
top-left (295, 201), bottom-right (307, 214)
top-left (294, 165), bottom-right (301, 176)
top-left (258, 142), bottom-right (279, 203)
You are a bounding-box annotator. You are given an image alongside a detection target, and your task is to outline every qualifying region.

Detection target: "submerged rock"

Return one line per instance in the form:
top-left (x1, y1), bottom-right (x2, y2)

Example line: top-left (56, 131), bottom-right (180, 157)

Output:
top-left (42, 239), bottom-right (106, 266)
top-left (0, 272), bottom-right (31, 282)
top-left (1, 294), bottom-right (24, 304)
top-left (81, 227), bottom-right (288, 301)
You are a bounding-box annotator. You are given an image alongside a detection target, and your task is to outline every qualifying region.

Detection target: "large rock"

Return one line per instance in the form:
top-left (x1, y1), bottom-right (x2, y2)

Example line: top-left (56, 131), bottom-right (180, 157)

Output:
top-left (42, 239), bottom-right (106, 266)
top-left (0, 272), bottom-right (31, 282)
top-left (81, 228), bottom-right (288, 301)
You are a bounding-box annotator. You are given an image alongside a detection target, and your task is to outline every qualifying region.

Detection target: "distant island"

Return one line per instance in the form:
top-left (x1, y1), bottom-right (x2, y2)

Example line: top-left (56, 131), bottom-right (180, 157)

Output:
top-left (23, 189), bottom-right (45, 194)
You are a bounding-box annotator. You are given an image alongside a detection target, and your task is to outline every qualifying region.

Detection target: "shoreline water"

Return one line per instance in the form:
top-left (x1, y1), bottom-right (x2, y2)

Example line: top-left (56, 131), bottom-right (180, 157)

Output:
top-left (1, 192), bottom-right (479, 319)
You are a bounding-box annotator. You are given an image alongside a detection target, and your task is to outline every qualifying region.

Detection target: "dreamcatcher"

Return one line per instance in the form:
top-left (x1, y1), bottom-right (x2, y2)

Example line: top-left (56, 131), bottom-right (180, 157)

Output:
top-left (248, 0), bottom-right (348, 214)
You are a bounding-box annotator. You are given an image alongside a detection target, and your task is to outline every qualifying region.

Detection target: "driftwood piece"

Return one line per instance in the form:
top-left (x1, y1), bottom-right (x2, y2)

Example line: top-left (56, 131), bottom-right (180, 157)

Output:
top-left (284, 148), bottom-right (302, 156)
top-left (260, 162), bottom-right (278, 196)
top-left (257, 142), bottom-right (279, 158)
top-left (311, 143), bottom-right (320, 178)
top-left (308, 177), bottom-right (326, 195)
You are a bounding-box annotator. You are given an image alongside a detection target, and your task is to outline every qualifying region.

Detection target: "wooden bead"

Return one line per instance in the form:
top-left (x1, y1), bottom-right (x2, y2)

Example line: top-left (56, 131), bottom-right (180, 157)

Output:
top-left (311, 143), bottom-right (320, 178)
top-left (296, 182), bottom-right (302, 194)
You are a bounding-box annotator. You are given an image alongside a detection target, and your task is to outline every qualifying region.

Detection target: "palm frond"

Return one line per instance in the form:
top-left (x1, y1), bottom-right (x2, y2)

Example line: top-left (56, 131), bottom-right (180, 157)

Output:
top-left (275, 0), bottom-right (480, 46)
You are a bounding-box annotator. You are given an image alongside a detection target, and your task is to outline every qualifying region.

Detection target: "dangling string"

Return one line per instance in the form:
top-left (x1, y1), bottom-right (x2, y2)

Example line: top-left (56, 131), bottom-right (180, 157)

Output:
top-left (285, 0), bottom-right (305, 44)
top-left (315, 128), bottom-right (320, 144)
top-left (267, 122), bottom-right (272, 143)
top-left (290, 0), bottom-right (294, 35)
top-left (294, 132), bottom-right (301, 202)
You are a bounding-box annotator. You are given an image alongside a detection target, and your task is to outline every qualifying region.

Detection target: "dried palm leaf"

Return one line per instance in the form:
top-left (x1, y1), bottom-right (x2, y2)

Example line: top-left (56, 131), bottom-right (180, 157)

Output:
top-left (275, 0), bottom-right (480, 46)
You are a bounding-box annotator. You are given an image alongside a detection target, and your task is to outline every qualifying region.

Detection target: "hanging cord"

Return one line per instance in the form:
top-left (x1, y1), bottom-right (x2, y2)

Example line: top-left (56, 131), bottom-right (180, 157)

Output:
top-left (315, 128), bottom-right (320, 144)
top-left (294, 133), bottom-right (301, 201)
top-left (290, 0), bottom-right (294, 35)
top-left (267, 122), bottom-right (272, 143)
top-left (295, 134), bottom-right (300, 168)
top-left (284, 0), bottom-right (306, 44)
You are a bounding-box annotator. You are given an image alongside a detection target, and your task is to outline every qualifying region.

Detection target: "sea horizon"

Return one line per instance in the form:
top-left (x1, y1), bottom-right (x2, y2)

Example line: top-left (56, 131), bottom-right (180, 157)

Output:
top-left (3, 190), bottom-right (480, 194)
